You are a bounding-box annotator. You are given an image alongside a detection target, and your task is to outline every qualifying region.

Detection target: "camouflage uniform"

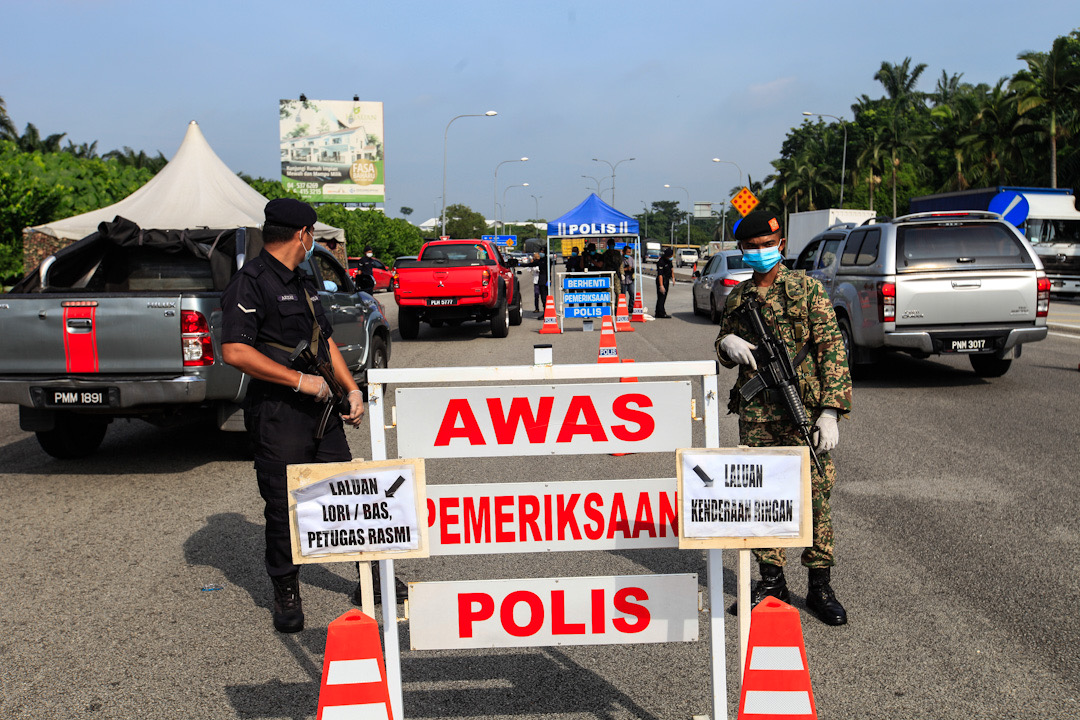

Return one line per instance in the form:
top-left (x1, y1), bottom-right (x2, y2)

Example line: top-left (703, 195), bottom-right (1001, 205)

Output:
top-left (715, 265), bottom-right (852, 568)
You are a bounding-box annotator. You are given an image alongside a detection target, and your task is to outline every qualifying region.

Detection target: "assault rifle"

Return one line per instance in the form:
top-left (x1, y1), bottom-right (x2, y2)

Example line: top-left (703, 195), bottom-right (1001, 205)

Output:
top-left (732, 293), bottom-right (824, 475)
top-left (289, 339), bottom-right (352, 439)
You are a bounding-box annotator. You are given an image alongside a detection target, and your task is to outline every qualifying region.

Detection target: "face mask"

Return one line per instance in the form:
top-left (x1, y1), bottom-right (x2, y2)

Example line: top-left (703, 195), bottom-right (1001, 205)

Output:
top-left (571, 252), bottom-right (578, 256)
top-left (365, 252), bottom-right (373, 258)
top-left (741, 246), bottom-right (783, 273)
top-left (301, 230), bottom-right (315, 262)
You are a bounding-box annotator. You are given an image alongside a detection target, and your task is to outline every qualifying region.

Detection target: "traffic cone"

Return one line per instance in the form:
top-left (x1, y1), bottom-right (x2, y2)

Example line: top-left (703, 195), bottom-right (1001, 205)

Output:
top-left (614, 294), bottom-right (635, 332)
top-left (630, 292), bottom-right (646, 323)
top-left (317, 610), bottom-right (394, 720)
top-left (538, 295), bottom-right (561, 335)
top-left (596, 312), bottom-right (619, 363)
top-left (737, 597), bottom-right (817, 719)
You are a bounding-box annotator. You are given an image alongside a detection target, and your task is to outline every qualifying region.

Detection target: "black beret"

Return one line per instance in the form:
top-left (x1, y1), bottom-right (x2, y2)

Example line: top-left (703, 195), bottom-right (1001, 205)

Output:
top-left (733, 210), bottom-right (782, 242)
top-left (264, 198), bottom-right (317, 229)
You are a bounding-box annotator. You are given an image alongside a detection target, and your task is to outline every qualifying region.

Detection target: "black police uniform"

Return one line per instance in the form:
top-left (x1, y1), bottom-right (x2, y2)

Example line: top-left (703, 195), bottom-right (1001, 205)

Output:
top-left (356, 255), bottom-right (379, 277)
top-left (655, 253), bottom-right (674, 317)
top-left (221, 250), bottom-right (351, 578)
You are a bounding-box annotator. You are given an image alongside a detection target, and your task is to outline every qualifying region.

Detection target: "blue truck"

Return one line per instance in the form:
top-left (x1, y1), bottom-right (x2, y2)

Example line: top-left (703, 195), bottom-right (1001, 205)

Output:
top-left (909, 187), bottom-right (1080, 296)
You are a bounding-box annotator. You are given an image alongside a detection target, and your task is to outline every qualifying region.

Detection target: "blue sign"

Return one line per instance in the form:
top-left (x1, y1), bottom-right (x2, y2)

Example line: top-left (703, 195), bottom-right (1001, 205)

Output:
top-left (565, 305), bottom-right (611, 318)
top-left (481, 235), bottom-right (517, 247)
top-left (564, 292), bottom-right (612, 304)
top-left (563, 276), bottom-right (611, 290)
top-left (988, 192), bottom-right (1030, 228)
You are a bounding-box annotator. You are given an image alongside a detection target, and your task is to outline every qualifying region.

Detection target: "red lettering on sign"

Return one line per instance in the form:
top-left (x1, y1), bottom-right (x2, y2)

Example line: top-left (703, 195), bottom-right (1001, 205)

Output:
top-left (582, 493), bottom-right (604, 540)
top-left (459, 593), bottom-right (494, 637)
top-left (613, 588), bottom-right (650, 633)
top-left (551, 590), bottom-right (586, 635)
top-left (591, 589), bottom-right (605, 633)
top-left (434, 399), bottom-right (485, 446)
top-left (487, 397), bottom-right (554, 444)
top-left (494, 496), bottom-right (514, 542)
top-left (610, 393), bottom-right (655, 441)
top-left (555, 396), bottom-right (607, 443)
top-left (632, 492), bottom-right (655, 538)
top-left (557, 493), bottom-right (582, 540)
top-left (519, 495), bottom-right (542, 542)
top-left (501, 591), bottom-right (544, 636)
top-left (660, 492), bottom-right (677, 537)
top-left (440, 497), bottom-right (461, 544)
top-left (606, 493), bottom-right (631, 539)
top-left (464, 497), bottom-right (491, 543)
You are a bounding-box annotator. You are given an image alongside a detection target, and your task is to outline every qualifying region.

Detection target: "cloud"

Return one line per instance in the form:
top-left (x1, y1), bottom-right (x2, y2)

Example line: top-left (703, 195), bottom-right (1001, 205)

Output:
top-left (741, 76), bottom-right (799, 110)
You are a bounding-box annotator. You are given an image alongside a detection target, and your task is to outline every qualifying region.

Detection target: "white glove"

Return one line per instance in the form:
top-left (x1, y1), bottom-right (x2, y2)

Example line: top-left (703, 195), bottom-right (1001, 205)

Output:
top-left (342, 389), bottom-right (365, 427)
top-left (296, 373), bottom-right (330, 402)
top-left (720, 334), bottom-right (758, 370)
top-left (814, 408), bottom-right (839, 453)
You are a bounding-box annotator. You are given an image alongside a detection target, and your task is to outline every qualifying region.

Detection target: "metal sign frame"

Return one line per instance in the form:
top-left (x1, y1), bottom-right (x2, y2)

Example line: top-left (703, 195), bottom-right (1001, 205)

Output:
top-left (366, 359), bottom-right (726, 720)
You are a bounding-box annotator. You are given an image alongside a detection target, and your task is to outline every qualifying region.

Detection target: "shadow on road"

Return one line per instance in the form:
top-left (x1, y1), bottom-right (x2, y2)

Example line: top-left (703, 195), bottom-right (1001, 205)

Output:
top-left (851, 353), bottom-right (989, 388)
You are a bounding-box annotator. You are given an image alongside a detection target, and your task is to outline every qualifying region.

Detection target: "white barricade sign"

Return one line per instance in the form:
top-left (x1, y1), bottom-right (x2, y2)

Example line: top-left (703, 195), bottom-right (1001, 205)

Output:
top-left (396, 381), bottom-right (691, 458)
top-left (425, 478), bottom-right (679, 555)
top-left (676, 447), bottom-right (812, 550)
top-left (408, 574), bottom-right (699, 650)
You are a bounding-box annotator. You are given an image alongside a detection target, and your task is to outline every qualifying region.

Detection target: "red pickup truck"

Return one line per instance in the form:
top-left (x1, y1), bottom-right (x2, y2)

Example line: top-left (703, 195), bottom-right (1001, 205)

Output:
top-left (391, 239), bottom-right (522, 339)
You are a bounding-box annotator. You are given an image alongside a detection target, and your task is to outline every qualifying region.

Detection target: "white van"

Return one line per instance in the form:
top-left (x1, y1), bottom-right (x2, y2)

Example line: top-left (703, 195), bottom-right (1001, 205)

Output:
top-left (676, 248), bottom-right (699, 268)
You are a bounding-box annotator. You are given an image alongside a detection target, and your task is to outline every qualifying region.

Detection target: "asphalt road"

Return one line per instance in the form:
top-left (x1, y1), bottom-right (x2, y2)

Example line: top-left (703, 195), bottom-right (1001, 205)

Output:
top-left (1, 278), bottom-right (1078, 720)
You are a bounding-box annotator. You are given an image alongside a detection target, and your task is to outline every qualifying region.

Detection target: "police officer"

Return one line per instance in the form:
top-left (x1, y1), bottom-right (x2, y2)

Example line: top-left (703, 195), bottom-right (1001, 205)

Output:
top-left (220, 199), bottom-right (392, 633)
top-left (715, 210), bottom-right (852, 626)
top-left (565, 246), bottom-right (583, 273)
top-left (356, 245), bottom-right (379, 277)
top-left (654, 247), bottom-right (673, 318)
top-left (601, 238), bottom-right (623, 299)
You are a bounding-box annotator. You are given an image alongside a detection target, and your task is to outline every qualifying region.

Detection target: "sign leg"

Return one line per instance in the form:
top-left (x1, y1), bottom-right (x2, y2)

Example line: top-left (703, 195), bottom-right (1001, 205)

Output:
top-left (381, 559), bottom-right (403, 720)
top-left (738, 549), bottom-right (751, 683)
top-left (707, 548), bottom-right (728, 720)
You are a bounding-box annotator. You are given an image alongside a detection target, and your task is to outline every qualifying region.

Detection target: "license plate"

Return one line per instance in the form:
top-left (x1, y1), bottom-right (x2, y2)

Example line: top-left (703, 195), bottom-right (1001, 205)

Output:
top-left (946, 338), bottom-right (987, 353)
top-left (47, 388), bottom-right (109, 406)
top-left (428, 298), bottom-right (457, 306)
top-left (1052, 280), bottom-right (1064, 287)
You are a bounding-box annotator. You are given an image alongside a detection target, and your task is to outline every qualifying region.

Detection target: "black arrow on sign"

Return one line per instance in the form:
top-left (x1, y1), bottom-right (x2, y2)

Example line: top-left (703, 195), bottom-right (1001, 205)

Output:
top-left (692, 464), bottom-right (714, 487)
top-left (385, 475), bottom-right (406, 498)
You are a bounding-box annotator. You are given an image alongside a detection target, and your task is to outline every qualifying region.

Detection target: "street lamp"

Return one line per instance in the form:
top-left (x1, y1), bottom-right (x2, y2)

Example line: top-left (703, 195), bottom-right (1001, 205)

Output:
top-left (581, 175), bottom-right (609, 196)
top-left (494, 157), bottom-right (528, 233)
top-left (711, 159), bottom-right (743, 247)
top-left (442, 110), bottom-right (497, 235)
top-left (803, 111), bottom-right (848, 208)
top-left (592, 157), bottom-right (635, 207)
top-left (711, 158), bottom-right (744, 189)
top-left (664, 184), bottom-right (692, 245)
top-left (502, 183), bottom-right (529, 235)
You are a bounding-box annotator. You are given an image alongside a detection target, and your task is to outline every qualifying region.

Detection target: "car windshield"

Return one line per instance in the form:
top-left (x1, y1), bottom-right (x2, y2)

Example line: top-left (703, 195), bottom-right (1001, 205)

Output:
top-left (724, 254), bottom-right (747, 270)
top-left (1025, 218), bottom-right (1080, 246)
top-left (896, 222), bottom-right (1035, 271)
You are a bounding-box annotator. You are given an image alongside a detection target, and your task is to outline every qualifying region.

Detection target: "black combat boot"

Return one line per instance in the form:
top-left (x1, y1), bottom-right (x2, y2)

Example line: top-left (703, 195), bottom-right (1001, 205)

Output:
top-left (806, 567), bottom-right (847, 626)
top-left (352, 562), bottom-right (409, 606)
top-left (751, 563), bottom-right (791, 606)
top-left (271, 573), bottom-right (304, 633)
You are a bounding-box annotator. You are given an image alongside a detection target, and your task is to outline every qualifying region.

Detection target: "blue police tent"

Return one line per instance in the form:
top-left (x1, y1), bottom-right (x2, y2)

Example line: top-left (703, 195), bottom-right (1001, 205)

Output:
top-left (547, 193), bottom-right (640, 240)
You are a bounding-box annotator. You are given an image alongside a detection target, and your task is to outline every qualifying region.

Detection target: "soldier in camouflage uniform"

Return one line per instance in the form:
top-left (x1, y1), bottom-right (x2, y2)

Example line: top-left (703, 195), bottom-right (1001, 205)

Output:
top-left (715, 210), bottom-right (852, 626)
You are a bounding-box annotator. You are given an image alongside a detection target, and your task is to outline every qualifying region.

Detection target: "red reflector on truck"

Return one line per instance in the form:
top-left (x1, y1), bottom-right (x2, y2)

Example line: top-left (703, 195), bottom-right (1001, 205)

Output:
top-left (1037, 276), bottom-right (1050, 317)
top-left (878, 281), bottom-right (896, 322)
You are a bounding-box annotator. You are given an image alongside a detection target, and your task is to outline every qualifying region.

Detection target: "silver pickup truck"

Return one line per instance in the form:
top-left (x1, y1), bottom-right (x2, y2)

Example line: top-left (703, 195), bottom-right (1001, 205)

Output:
top-left (794, 211), bottom-right (1049, 377)
top-left (0, 218), bottom-right (390, 458)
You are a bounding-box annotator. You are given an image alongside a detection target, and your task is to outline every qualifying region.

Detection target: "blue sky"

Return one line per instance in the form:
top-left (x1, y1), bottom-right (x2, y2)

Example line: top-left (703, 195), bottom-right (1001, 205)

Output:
top-left (2, 1), bottom-right (1075, 226)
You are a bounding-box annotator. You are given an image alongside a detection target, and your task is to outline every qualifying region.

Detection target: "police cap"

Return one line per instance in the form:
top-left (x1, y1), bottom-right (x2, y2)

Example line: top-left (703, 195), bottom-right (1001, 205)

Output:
top-left (264, 198), bottom-right (317, 229)
top-left (733, 210), bottom-right (782, 242)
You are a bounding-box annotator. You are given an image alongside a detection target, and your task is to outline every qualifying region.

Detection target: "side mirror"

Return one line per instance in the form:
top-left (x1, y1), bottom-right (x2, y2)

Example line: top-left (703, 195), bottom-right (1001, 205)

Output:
top-left (356, 273), bottom-right (376, 293)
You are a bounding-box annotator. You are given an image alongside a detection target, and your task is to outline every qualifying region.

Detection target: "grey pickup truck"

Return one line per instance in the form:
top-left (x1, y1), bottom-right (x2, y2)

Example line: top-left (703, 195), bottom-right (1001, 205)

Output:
top-left (0, 217), bottom-right (391, 458)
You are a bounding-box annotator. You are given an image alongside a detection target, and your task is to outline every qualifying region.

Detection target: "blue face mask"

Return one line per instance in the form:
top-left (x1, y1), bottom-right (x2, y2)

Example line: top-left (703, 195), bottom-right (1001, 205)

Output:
top-left (301, 229), bottom-right (315, 262)
top-left (741, 246), bottom-right (783, 273)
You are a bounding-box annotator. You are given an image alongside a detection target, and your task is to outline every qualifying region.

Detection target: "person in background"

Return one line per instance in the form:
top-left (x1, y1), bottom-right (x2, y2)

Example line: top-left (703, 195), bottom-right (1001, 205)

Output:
top-left (565, 246), bottom-right (583, 272)
top-left (356, 245), bottom-right (379, 277)
top-left (518, 250), bottom-right (549, 314)
top-left (654, 247), bottom-right (673, 318)
top-left (621, 244), bottom-right (636, 300)
top-left (602, 238), bottom-right (623, 299)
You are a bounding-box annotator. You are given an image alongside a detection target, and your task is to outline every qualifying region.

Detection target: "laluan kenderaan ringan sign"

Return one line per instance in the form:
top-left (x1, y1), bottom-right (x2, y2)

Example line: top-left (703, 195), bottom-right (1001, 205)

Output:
top-left (288, 458), bottom-right (428, 563)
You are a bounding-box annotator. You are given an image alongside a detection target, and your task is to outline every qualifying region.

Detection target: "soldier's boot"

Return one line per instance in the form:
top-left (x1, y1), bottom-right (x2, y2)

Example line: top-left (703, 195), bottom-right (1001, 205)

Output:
top-left (271, 572), bottom-right (304, 633)
top-left (352, 562), bottom-right (408, 606)
top-left (751, 562), bottom-right (791, 606)
top-left (805, 567), bottom-right (847, 626)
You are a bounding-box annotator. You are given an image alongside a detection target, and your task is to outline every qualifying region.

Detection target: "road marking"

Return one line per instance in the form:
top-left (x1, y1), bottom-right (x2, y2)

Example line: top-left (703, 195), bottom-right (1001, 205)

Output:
top-left (1048, 331), bottom-right (1080, 340)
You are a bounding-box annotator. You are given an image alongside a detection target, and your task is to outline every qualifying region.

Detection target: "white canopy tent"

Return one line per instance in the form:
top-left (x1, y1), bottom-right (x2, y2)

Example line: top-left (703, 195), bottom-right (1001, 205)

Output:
top-left (28, 120), bottom-right (344, 243)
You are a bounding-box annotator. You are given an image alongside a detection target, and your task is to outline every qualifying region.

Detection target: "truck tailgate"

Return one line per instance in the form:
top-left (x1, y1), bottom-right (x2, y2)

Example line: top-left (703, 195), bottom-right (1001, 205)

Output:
top-left (0, 296), bottom-right (184, 374)
top-left (895, 272), bottom-right (1037, 325)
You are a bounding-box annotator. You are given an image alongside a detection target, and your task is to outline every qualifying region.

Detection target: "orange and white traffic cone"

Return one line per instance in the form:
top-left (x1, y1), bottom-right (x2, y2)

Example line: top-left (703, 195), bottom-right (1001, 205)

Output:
top-left (596, 312), bottom-right (619, 363)
top-left (538, 295), bottom-right (561, 335)
top-left (737, 597), bottom-right (817, 719)
top-left (614, 294), bottom-right (635, 332)
top-left (630, 291), bottom-right (646, 323)
top-left (317, 610), bottom-right (394, 720)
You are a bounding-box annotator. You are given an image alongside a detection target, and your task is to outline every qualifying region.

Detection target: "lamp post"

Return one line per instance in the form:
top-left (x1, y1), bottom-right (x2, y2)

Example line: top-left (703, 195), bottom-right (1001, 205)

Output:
top-left (711, 158), bottom-right (744, 189)
top-left (664, 184), bottom-right (692, 245)
top-left (581, 175), bottom-right (606, 196)
top-left (502, 183), bottom-right (529, 237)
top-left (442, 110), bottom-right (497, 235)
top-left (591, 157), bottom-right (635, 207)
top-left (711, 160), bottom-right (742, 246)
top-left (494, 156), bottom-right (528, 234)
top-left (803, 111), bottom-right (847, 208)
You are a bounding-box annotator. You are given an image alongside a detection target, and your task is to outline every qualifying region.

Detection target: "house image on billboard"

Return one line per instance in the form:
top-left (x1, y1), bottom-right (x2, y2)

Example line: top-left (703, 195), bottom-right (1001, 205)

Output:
top-left (281, 127), bottom-right (379, 165)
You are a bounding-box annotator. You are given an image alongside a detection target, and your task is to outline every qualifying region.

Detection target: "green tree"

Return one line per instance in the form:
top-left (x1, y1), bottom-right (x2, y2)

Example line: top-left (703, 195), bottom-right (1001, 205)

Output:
top-left (1011, 34), bottom-right (1080, 188)
top-left (0, 96), bottom-right (16, 140)
top-left (16, 123), bottom-right (67, 153)
top-left (102, 146), bottom-right (168, 173)
top-left (316, 204), bottom-right (424, 260)
top-left (238, 173), bottom-right (305, 201)
top-left (874, 57), bottom-right (929, 110)
top-left (400, 206), bottom-right (413, 217)
top-left (961, 79), bottom-right (1029, 187)
top-left (443, 203), bottom-right (488, 239)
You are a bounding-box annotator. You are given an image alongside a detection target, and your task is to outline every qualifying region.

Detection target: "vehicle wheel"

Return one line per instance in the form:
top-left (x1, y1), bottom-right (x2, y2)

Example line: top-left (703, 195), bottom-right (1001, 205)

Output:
top-left (837, 317), bottom-right (866, 378)
top-left (490, 294), bottom-right (510, 338)
top-left (35, 413), bottom-right (108, 459)
top-left (399, 309), bottom-right (420, 340)
top-left (509, 282), bottom-right (523, 326)
top-left (710, 295), bottom-right (722, 324)
top-left (970, 354), bottom-right (1011, 377)
top-left (368, 334), bottom-right (389, 370)
top-left (692, 290), bottom-right (701, 316)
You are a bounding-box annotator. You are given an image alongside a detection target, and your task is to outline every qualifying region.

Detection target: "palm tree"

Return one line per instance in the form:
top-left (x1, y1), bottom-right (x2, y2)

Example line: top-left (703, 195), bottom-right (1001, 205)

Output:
top-left (16, 123), bottom-right (67, 153)
top-left (1010, 35), bottom-right (1080, 188)
top-left (0, 95), bottom-right (16, 140)
top-left (961, 79), bottom-right (1029, 187)
top-left (874, 57), bottom-right (929, 110)
top-left (856, 128), bottom-right (886, 214)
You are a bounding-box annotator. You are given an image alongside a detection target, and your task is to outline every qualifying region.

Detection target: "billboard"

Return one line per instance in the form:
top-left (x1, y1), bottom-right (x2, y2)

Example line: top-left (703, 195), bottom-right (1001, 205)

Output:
top-left (279, 99), bottom-right (385, 203)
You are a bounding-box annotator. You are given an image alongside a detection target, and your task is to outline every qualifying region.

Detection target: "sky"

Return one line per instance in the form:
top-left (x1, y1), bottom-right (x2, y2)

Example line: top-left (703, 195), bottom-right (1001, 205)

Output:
top-left (2, 1), bottom-right (1076, 228)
